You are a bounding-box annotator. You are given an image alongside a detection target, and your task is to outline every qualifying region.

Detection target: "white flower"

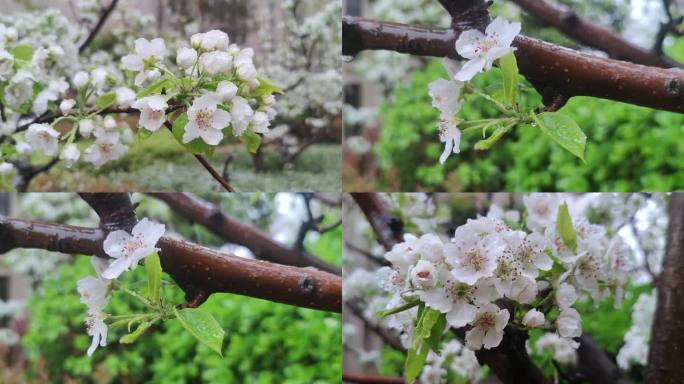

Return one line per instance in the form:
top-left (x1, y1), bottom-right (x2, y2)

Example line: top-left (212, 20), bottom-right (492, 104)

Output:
top-left (61, 144), bottom-right (80, 168)
top-left (420, 278), bottom-right (498, 328)
top-left (26, 123), bottom-right (60, 156)
top-left (420, 364), bottom-right (446, 384)
top-left (115, 87), bottom-right (136, 108)
top-left (85, 311), bottom-right (108, 356)
top-left (32, 89), bottom-right (58, 115)
top-left (508, 276), bottom-right (538, 304)
top-left (428, 58), bottom-right (464, 121)
top-left (103, 116), bottom-right (117, 130)
top-left (91, 67), bottom-right (108, 88)
top-left (235, 48), bottom-right (259, 87)
top-left (384, 234), bottom-right (420, 273)
top-left (522, 309), bottom-right (546, 328)
top-left (4, 71), bottom-right (34, 109)
top-left (454, 16), bottom-right (521, 81)
top-left (176, 47), bottom-right (198, 70)
top-left (216, 81), bottom-right (238, 102)
top-left (0, 49), bottom-right (14, 79)
top-left (0, 162), bottom-right (14, 174)
top-left (132, 95), bottom-right (168, 132)
top-left (77, 276), bottom-right (109, 313)
top-left (556, 282), bottom-right (577, 309)
top-left (535, 333), bottom-right (578, 364)
top-left (83, 129), bottom-right (127, 168)
top-left (523, 194), bottom-right (559, 233)
top-left (438, 120), bottom-right (461, 164)
top-left (122, 38), bottom-right (167, 85)
top-left (192, 30), bottom-right (230, 51)
top-left (183, 93), bottom-right (231, 145)
top-left (410, 260), bottom-right (439, 289)
top-left (101, 218), bottom-right (166, 279)
top-left (376, 266), bottom-right (407, 293)
top-left (465, 304), bottom-right (509, 350)
top-left (444, 234), bottom-right (503, 285)
top-left (199, 51), bottom-right (233, 75)
top-left (79, 119), bottom-right (95, 137)
top-left (73, 71), bottom-right (90, 88)
top-left (250, 111), bottom-right (270, 134)
top-left (60, 99), bottom-right (76, 115)
top-left (230, 96), bottom-right (254, 136)
top-left (416, 233), bottom-right (444, 263)
top-left (557, 307), bottom-right (582, 339)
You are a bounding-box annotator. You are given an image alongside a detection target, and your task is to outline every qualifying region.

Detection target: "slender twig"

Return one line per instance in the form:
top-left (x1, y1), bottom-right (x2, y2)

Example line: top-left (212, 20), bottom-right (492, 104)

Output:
top-left (79, 0), bottom-right (120, 53)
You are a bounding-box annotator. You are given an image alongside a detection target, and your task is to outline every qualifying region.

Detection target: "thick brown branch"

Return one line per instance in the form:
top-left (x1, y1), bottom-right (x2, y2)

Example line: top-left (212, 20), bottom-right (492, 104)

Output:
top-left (646, 192), bottom-right (684, 383)
top-left (351, 193), bottom-right (404, 251)
top-left (343, 16), bottom-right (684, 114)
top-left (79, 0), bottom-right (119, 53)
top-left (511, 0), bottom-right (681, 68)
top-left (0, 215), bottom-right (341, 312)
top-left (576, 335), bottom-right (630, 384)
top-left (149, 193), bottom-right (341, 275)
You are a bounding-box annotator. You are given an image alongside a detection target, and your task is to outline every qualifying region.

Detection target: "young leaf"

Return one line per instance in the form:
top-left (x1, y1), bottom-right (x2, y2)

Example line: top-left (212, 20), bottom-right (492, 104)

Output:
top-left (413, 307), bottom-right (441, 344)
top-left (145, 251), bottom-right (162, 303)
top-left (499, 51), bottom-right (519, 106)
top-left (474, 125), bottom-right (511, 150)
top-left (174, 307), bottom-right (225, 356)
top-left (250, 75), bottom-right (282, 97)
top-left (240, 131), bottom-right (262, 154)
top-left (11, 44), bottom-right (34, 62)
top-left (556, 202), bottom-right (577, 252)
top-left (532, 112), bottom-right (587, 161)
top-left (95, 92), bottom-right (117, 110)
top-left (136, 76), bottom-right (175, 98)
top-left (120, 320), bottom-right (152, 344)
top-left (405, 343), bottom-right (429, 383)
top-left (426, 313), bottom-right (447, 352)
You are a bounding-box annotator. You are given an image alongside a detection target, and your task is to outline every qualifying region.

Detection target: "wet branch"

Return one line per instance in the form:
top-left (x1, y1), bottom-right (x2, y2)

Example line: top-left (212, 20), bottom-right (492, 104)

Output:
top-left (79, 0), bottom-right (120, 53)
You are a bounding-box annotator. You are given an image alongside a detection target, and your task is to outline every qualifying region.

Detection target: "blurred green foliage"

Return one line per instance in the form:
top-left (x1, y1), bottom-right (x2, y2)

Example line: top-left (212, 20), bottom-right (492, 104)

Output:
top-left (376, 59), bottom-right (684, 192)
top-left (23, 228), bottom-right (341, 383)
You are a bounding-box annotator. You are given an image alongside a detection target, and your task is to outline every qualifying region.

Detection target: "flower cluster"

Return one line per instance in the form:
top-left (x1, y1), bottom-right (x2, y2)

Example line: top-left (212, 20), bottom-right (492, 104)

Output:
top-left (376, 194), bottom-right (631, 381)
top-left (617, 291), bottom-right (655, 369)
top-left (420, 340), bottom-right (482, 383)
top-left (76, 218), bottom-right (165, 356)
top-left (428, 16), bottom-right (521, 164)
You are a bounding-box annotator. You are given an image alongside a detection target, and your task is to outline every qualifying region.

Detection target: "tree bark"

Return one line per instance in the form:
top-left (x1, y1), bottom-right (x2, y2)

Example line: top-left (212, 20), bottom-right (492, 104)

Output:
top-left (511, 0), bottom-right (681, 68)
top-left (149, 192), bottom-right (341, 275)
top-left (645, 192), bottom-right (684, 383)
top-left (343, 16), bottom-right (684, 114)
top-left (351, 193), bottom-right (404, 251)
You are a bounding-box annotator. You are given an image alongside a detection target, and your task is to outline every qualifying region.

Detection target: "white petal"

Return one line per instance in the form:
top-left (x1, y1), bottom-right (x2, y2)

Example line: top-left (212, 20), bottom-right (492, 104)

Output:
top-left (211, 109), bottom-right (231, 129)
top-left (486, 17), bottom-right (521, 47)
top-left (200, 126), bottom-right (224, 145)
top-left (101, 257), bottom-right (131, 280)
top-left (455, 30), bottom-right (485, 59)
top-left (121, 54), bottom-right (143, 72)
top-left (439, 137), bottom-right (454, 165)
top-left (102, 230), bottom-right (130, 258)
top-left (183, 121), bottom-right (201, 143)
top-left (454, 57), bottom-right (487, 81)
top-left (482, 329), bottom-right (504, 349)
top-left (465, 327), bottom-right (485, 350)
top-left (132, 218), bottom-right (166, 246)
top-left (446, 301), bottom-right (477, 328)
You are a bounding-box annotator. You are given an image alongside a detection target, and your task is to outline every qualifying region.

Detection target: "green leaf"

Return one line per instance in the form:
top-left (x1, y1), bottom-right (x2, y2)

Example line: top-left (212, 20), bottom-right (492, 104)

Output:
top-left (413, 307), bottom-right (441, 345)
top-left (136, 76), bottom-right (175, 98)
top-left (170, 113), bottom-right (214, 155)
top-left (426, 313), bottom-right (446, 352)
top-left (556, 202), bottom-right (577, 252)
top-left (532, 112), bottom-right (587, 161)
top-left (474, 125), bottom-right (511, 150)
top-left (95, 92), bottom-right (117, 110)
top-left (145, 251), bottom-right (162, 303)
top-left (376, 300), bottom-right (420, 318)
top-left (405, 343), bottom-right (429, 383)
top-left (240, 131), bottom-right (262, 154)
top-left (11, 44), bottom-right (34, 62)
top-left (250, 75), bottom-right (282, 97)
top-left (174, 307), bottom-right (225, 356)
top-left (120, 320), bottom-right (152, 344)
top-left (499, 51), bottom-right (519, 106)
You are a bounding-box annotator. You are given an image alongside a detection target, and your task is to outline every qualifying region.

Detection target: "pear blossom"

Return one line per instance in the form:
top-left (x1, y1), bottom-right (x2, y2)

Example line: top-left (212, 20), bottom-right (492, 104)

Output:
top-left (420, 365), bottom-right (446, 384)
top-left (5, 71), bottom-right (34, 109)
top-left (26, 123), bottom-right (60, 156)
top-left (122, 38), bottom-right (167, 85)
top-left (428, 58), bottom-right (464, 121)
top-left (91, 67), bottom-right (109, 88)
top-left (535, 333), bottom-right (578, 364)
top-left (199, 51), bottom-right (233, 75)
top-left (131, 95), bottom-right (168, 132)
top-left (72, 71), bottom-right (90, 88)
top-left (420, 278), bottom-right (498, 328)
top-left (438, 121), bottom-right (461, 164)
top-left (465, 304), bottom-right (509, 350)
top-left (231, 96), bottom-right (254, 136)
top-left (79, 119), bottom-right (95, 137)
top-left (557, 307), bottom-right (582, 339)
top-left (216, 81), bottom-right (238, 102)
top-left (61, 144), bottom-right (81, 168)
top-left (176, 47), bottom-right (198, 70)
top-left (77, 276), bottom-right (109, 312)
top-left (234, 48), bottom-right (259, 87)
top-left (83, 129), bottom-right (127, 168)
top-left (0, 49), bottom-right (14, 79)
top-left (444, 233), bottom-right (503, 285)
top-left (454, 16), bottom-right (521, 81)
top-left (409, 259), bottom-right (439, 289)
top-left (115, 87), bottom-right (136, 108)
top-left (183, 93), bottom-right (231, 145)
top-left (101, 218), bottom-right (166, 280)
top-left (60, 99), bottom-right (76, 115)
top-left (556, 282), bottom-right (577, 309)
top-left (32, 78), bottom-right (69, 115)
top-left (85, 311), bottom-right (108, 356)
top-left (523, 194), bottom-right (559, 233)
top-left (192, 30), bottom-right (230, 51)
top-left (522, 309), bottom-right (545, 328)
top-left (250, 111), bottom-right (271, 134)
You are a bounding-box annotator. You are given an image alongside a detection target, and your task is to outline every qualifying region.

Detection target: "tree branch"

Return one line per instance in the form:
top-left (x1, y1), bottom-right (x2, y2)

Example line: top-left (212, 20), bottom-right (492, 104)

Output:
top-left (511, 0), bottom-right (681, 68)
top-left (351, 193), bottom-right (404, 252)
top-left (345, 300), bottom-right (405, 352)
top-left (0, 194), bottom-right (341, 312)
top-left (646, 192), bottom-right (684, 383)
top-left (79, 0), bottom-right (120, 53)
top-left (149, 192), bottom-right (341, 275)
top-left (342, 16), bottom-right (684, 114)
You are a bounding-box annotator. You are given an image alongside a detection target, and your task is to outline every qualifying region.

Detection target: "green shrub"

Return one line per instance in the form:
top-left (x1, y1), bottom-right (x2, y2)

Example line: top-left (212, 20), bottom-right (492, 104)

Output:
top-left (376, 59), bottom-right (684, 192)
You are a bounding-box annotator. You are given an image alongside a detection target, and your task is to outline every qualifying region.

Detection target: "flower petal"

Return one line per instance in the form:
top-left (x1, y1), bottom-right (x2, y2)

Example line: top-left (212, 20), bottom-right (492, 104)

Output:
top-left (211, 109), bottom-right (231, 129)
top-left (101, 257), bottom-right (132, 280)
top-left (102, 230), bottom-right (130, 258)
top-left (455, 30), bottom-right (485, 59)
top-left (454, 57), bottom-right (486, 81)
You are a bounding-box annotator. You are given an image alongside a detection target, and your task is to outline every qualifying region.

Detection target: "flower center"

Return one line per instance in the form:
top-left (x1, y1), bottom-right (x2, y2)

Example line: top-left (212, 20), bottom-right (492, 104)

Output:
top-left (446, 280), bottom-right (473, 301)
top-left (462, 248), bottom-right (486, 271)
top-left (195, 108), bottom-right (213, 129)
top-left (475, 312), bottom-right (496, 331)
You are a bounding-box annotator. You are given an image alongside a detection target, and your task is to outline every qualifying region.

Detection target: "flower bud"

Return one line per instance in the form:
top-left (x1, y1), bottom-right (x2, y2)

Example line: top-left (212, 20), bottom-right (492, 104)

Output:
top-left (176, 47), bottom-right (198, 70)
top-left (410, 260), bottom-right (439, 289)
top-left (73, 71), bottom-right (89, 88)
top-left (522, 309), bottom-right (545, 328)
